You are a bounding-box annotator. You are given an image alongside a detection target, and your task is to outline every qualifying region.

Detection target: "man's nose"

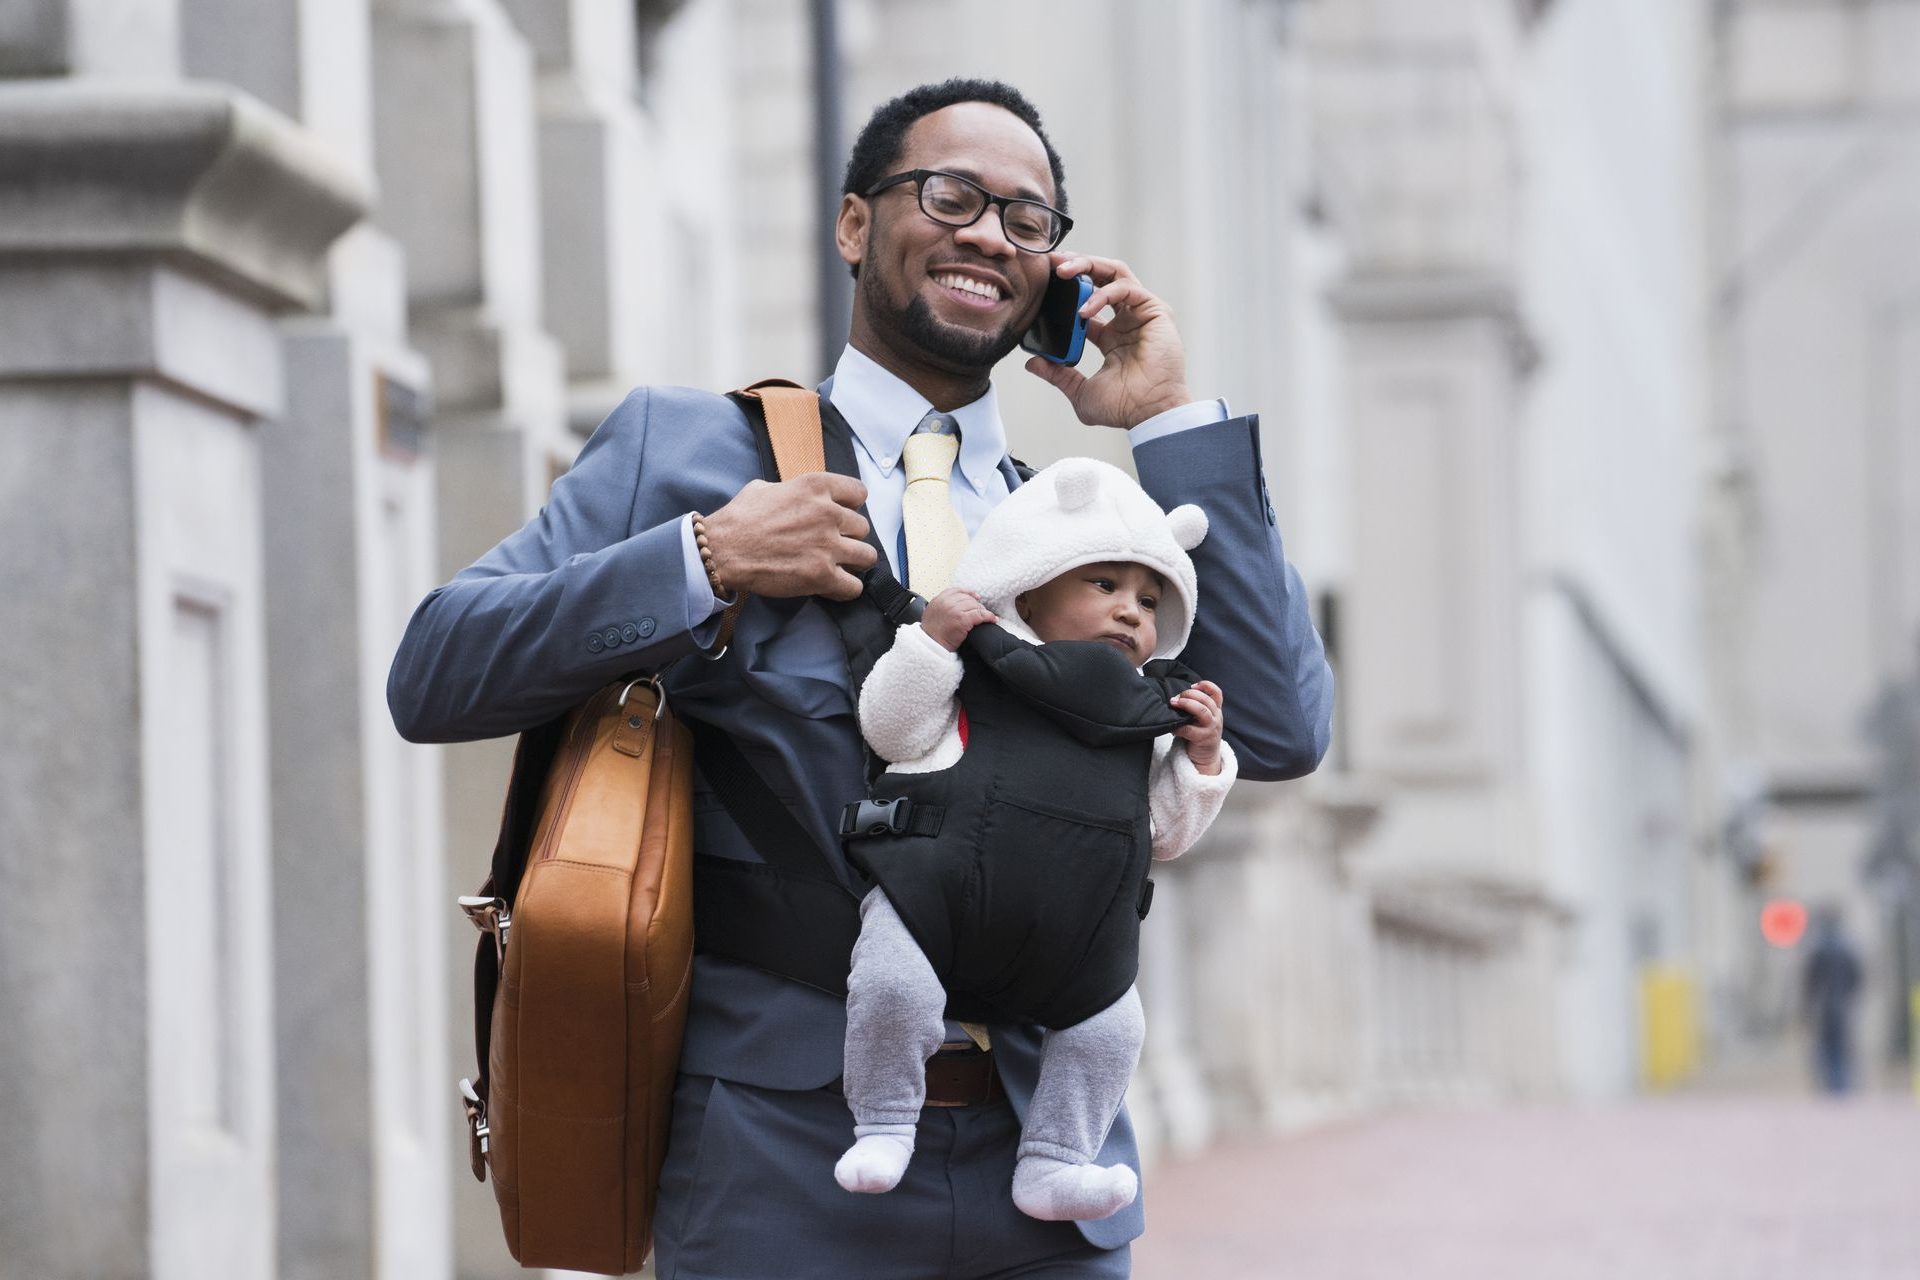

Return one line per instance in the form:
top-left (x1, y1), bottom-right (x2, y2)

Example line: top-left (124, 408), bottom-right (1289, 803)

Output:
top-left (952, 207), bottom-right (1018, 258)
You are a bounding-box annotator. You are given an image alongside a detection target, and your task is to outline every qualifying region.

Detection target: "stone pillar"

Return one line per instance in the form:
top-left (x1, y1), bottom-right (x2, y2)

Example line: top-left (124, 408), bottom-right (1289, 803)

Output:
top-left (177, 0), bottom-right (454, 1271)
top-left (1134, 863), bottom-right (1216, 1160)
top-left (0, 79), bottom-right (364, 1280)
top-left (499, 0), bottom-right (667, 431)
top-left (366, 4), bottom-right (570, 1274)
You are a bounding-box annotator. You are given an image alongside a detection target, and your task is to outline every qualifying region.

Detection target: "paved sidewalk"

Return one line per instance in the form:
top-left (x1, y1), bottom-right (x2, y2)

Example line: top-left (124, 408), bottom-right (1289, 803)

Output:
top-left (1132, 1094), bottom-right (1920, 1279)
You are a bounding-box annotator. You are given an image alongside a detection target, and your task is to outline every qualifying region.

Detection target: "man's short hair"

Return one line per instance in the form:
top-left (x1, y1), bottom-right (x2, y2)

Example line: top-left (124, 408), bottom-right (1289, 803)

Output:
top-left (842, 78), bottom-right (1070, 214)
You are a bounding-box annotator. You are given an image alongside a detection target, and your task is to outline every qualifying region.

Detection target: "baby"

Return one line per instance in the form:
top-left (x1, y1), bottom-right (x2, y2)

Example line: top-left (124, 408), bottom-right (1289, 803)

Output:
top-left (833, 457), bottom-right (1237, 1222)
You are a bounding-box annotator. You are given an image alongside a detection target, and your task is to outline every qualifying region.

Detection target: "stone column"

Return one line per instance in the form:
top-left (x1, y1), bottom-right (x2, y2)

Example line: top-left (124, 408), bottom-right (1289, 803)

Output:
top-left (499, 0), bottom-right (666, 431)
top-left (172, 0), bottom-right (455, 1271)
top-left (366, 4), bottom-right (570, 1274)
top-left (0, 78), bottom-right (364, 1280)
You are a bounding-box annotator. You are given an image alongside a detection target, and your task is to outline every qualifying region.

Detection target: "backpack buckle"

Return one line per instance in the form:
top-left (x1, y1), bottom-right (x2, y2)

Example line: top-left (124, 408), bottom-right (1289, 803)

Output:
top-left (840, 797), bottom-right (913, 839)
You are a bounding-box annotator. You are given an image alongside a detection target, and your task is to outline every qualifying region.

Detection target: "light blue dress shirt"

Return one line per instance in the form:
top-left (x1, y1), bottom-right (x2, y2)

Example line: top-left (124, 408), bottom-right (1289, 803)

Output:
top-left (676, 345), bottom-right (1228, 622)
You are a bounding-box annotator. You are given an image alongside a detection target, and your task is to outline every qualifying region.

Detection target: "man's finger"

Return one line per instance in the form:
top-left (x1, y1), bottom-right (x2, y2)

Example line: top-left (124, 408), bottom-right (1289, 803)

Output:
top-left (1054, 254), bottom-right (1136, 287)
top-left (836, 504), bottom-right (872, 540)
top-left (822, 567), bottom-right (865, 602)
top-left (837, 536), bottom-right (879, 571)
top-left (1025, 354), bottom-right (1087, 400)
top-left (805, 471), bottom-right (870, 507)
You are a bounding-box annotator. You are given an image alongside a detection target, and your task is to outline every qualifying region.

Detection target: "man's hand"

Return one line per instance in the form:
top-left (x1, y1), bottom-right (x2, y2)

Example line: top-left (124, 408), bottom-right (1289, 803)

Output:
top-left (921, 587), bottom-right (997, 652)
top-left (1025, 254), bottom-right (1193, 431)
top-left (701, 473), bottom-right (878, 602)
top-left (1170, 679), bottom-right (1225, 775)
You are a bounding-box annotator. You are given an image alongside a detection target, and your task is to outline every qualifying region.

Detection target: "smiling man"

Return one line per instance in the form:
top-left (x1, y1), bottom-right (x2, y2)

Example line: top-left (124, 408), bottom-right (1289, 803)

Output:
top-left (389, 78), bottom-right (1332, 1279)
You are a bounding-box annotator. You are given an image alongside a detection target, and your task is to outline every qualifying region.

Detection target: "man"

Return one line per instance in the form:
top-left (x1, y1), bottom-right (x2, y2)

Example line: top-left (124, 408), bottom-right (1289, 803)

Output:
top-left (390, 78), bottom-right (1332, 1279)
top-left (1801, 907), bottom-right (1863, 1095)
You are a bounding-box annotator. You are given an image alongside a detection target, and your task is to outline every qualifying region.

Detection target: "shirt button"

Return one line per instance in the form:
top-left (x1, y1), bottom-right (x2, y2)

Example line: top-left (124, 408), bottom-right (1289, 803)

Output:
top-left (603, 626), bottom-right (622, 647)
top-left (638, 617), bottom-right (656, 638)
top-left (621, 623), bottom-right (639, 644)
top-left (587, 634), bottom-right (605, 653)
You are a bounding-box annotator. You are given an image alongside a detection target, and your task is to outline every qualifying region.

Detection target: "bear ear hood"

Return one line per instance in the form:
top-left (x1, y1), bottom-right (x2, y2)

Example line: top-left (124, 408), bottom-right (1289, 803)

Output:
top-left (949, 457), bottom-right (1207, 661)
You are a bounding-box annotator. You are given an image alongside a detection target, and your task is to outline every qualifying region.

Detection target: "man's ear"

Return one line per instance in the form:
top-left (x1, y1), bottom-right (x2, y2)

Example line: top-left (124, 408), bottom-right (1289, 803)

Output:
top-left (835, 193), bottom-right (868, 272)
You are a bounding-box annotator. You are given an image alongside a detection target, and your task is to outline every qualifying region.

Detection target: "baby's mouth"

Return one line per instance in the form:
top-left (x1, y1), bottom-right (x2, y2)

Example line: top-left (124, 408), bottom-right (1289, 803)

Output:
top-left (1097, 634), bottom-right (1136, 654)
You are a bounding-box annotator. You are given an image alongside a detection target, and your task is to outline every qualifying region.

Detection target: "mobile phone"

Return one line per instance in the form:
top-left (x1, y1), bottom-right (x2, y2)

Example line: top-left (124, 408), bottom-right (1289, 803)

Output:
top-left (1020, 272), bottom-right (1093, 366)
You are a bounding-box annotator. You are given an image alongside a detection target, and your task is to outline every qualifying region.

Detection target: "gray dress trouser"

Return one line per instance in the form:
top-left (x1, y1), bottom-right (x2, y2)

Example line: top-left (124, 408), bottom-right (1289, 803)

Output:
top-left (652, 1075), bottom-right (1131, 1280)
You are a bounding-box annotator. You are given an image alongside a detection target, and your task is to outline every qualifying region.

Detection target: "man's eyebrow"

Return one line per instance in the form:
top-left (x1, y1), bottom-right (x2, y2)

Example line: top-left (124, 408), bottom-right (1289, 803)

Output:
top-left (944, 165), bottom-right (1051, 204)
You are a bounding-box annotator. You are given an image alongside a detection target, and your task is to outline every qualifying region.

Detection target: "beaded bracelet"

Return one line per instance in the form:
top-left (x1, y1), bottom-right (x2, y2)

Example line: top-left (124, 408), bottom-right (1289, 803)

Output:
top-left (691, 514), bottom-right (729, 599)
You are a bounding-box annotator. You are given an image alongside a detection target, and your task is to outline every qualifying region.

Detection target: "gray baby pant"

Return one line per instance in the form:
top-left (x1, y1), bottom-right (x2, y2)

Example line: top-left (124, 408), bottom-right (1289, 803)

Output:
top-left (844, 887), bottom-right (1146, 1162)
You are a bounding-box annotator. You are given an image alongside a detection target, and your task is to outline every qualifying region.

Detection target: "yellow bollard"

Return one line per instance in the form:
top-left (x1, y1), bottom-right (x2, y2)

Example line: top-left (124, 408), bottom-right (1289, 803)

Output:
top-left (1911, 984), bottom-right (1920, 1101)
top-left (1640, 965), bottom-right (1701, 1090)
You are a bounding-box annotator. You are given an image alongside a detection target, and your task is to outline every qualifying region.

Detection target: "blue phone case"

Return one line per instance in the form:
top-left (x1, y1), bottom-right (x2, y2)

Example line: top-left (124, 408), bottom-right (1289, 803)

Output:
top-left (1023, 274), bottom-right (1093, 365)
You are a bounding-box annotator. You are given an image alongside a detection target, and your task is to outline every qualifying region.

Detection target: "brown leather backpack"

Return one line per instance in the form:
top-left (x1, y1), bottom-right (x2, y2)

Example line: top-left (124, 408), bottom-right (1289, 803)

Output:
top-left (456, 382), bottom-right (825, 1275)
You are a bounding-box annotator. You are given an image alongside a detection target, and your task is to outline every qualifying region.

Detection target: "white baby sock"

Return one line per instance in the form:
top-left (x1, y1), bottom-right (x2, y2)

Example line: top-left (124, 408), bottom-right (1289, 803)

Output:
top-left (1011, 1154), bottom-right (1139, 1221)
top-left (834, 1124), bottom-right (916, 1194)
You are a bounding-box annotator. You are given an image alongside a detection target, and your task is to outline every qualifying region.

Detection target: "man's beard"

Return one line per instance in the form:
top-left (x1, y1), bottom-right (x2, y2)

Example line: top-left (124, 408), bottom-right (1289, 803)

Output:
top-left (865, 269), bottom-right (1025, 371)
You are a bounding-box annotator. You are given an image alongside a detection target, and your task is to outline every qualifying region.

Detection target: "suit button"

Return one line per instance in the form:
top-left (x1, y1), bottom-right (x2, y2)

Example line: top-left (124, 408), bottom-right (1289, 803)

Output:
top-left (638, 617), bottom-right (656, 638)
top-left (621, 623), bottom-right (639, 643)
top-left (603, 626), bottom-right (622, 647)
top-left (587, 634), bottom-right (604, 653)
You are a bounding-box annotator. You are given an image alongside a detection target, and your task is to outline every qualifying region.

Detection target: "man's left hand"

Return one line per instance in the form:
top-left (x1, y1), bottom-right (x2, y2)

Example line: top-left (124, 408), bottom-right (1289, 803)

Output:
top-left (1025, 254), bottom-right (1193, 431)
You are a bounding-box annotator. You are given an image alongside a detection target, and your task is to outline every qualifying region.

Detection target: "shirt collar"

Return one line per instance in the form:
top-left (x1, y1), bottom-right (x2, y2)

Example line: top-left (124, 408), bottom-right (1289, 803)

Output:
top-left (827, 344), bottom-right (1008, 493)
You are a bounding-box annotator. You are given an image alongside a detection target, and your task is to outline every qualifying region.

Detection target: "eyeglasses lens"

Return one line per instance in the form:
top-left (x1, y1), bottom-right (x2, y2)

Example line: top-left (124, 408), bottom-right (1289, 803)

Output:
top-left (919, 174), bottom-right (1059, 252)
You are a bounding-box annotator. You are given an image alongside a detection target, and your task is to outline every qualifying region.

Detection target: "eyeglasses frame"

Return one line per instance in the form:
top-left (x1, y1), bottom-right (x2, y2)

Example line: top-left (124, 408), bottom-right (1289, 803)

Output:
top-left (861, 168), bottom-right (1073, 252)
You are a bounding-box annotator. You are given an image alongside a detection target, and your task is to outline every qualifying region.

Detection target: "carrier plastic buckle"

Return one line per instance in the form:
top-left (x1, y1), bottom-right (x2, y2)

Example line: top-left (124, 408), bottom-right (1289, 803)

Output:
top-left (840, 797), bottom-right (914, 838)
top-left (459, 1078), bottom-right (490, 1182)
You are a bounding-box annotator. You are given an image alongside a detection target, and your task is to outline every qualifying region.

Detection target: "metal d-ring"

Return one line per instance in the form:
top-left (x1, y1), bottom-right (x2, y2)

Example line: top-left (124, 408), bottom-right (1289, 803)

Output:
top-left (617, 672), bottom-right (669, 722)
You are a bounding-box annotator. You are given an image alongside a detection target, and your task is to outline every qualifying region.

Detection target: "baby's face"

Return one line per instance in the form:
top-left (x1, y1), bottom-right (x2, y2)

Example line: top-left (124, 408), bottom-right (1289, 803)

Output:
top-left (1016, 561), bottom-right (1163, 660)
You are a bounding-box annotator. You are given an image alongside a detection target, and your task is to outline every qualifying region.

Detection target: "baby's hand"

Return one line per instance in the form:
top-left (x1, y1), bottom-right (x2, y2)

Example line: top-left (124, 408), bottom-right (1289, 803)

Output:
top-left (922, 587), bottom-right (997, 652)
top-left (1170, 679), bottom-right (1225, 775)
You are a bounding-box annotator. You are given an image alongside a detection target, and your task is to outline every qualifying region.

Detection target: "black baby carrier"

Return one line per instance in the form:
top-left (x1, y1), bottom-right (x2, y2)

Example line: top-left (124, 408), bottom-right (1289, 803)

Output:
top-left (844, 626), bottom-right (1200, 1028)
top-left (688, 388), bottom-right (1197, 1021)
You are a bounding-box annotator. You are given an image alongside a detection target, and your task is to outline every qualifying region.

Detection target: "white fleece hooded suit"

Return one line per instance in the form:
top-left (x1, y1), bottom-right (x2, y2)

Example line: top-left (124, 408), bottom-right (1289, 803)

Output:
top-left (833, 458), bottom-right (1238, 1223)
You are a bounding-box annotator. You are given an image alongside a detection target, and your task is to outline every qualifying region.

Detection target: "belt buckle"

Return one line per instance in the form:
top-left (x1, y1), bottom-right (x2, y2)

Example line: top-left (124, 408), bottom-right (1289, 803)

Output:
top-left (923, 1040), bottom-right (997, 1109)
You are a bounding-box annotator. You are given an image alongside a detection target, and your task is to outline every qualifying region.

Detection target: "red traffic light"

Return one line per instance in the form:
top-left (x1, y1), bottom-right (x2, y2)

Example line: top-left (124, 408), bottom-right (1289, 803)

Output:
top-left (1760, 898), bottom-right (1807, 949)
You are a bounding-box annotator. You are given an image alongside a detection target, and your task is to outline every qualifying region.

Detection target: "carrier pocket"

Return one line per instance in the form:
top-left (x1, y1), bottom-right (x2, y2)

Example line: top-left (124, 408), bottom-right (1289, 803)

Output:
top-left (958, 795), bottom-right (1139, 1011)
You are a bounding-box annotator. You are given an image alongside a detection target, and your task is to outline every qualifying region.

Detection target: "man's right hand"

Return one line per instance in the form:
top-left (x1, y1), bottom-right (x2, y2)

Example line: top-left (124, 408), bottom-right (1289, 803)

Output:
top-left (701, 473), bottom-right (878, 602)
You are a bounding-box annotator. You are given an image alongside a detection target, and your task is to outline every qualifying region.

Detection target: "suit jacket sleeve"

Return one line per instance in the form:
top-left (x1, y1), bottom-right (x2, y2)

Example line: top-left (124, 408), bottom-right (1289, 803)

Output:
top-left (1133, 414), bottom-right (1333, 781)
top-left (387, 388), bottom-right (733, 743)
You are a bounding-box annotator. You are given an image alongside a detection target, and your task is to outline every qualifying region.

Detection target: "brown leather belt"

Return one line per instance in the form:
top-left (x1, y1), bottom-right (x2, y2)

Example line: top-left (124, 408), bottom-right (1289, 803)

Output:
top-left (922, 1041), bottom-right (1003, 1108)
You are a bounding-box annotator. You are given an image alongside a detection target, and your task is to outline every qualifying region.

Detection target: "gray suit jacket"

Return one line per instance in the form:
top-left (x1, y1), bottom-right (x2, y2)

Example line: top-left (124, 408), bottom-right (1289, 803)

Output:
top-left (388, 384), bottom-right (1333, 1247)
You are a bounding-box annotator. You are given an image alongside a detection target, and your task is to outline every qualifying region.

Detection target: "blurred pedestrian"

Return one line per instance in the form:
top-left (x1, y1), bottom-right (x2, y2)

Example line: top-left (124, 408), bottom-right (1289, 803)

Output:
top-left (1801, 907), bottom-right (1863, 1094)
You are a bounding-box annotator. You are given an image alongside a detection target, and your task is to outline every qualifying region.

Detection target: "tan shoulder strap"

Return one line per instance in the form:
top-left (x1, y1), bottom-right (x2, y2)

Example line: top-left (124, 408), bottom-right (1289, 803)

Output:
top-left (736, 378), bottom-right (826, 479)
top-left (707, 379), bottom-right (827, 652)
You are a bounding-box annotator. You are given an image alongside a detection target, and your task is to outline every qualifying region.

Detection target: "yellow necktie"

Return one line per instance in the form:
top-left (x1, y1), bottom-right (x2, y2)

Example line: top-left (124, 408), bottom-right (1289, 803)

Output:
top-left (900, 413), bottom-right (968, 594)
top-left (901, 414), bottom-right (992, 1052)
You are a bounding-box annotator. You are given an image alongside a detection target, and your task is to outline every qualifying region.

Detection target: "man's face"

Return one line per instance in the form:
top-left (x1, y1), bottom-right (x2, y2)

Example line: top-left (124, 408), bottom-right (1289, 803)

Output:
top-left (846, 102), bottom-right (1058, 373)
top-left (1017, 561), bottom-right (1163, 662)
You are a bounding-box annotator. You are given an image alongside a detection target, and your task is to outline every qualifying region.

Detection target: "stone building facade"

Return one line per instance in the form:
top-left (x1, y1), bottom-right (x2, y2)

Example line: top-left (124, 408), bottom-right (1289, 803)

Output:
top-left (1710, 0), bottom-right (1920, 1076)
top-left (0, 1), bottom-right (1818, 1277)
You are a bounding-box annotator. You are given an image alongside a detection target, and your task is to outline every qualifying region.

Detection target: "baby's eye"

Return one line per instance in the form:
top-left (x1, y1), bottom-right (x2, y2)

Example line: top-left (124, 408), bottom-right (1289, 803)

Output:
top-left (1140, 597), bottom-right (1158, 611)
top-left (1089, 577), bottom-right (1115, 591)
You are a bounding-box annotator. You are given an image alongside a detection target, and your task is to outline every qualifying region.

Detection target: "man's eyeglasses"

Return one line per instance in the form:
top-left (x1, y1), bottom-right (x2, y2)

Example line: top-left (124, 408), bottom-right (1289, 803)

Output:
top-left (863, 169), bottom-right (1072, 254)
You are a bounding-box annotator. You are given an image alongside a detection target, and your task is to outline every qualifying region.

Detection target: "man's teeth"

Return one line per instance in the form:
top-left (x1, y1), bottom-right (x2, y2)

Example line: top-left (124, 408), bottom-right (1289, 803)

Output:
top-left (934, 273), bottom-right (1001, 301)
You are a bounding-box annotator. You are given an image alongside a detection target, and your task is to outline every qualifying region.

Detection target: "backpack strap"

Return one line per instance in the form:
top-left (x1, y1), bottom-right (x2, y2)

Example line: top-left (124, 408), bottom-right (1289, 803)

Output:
top-left (703, 379), bottom-right (829, 652)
